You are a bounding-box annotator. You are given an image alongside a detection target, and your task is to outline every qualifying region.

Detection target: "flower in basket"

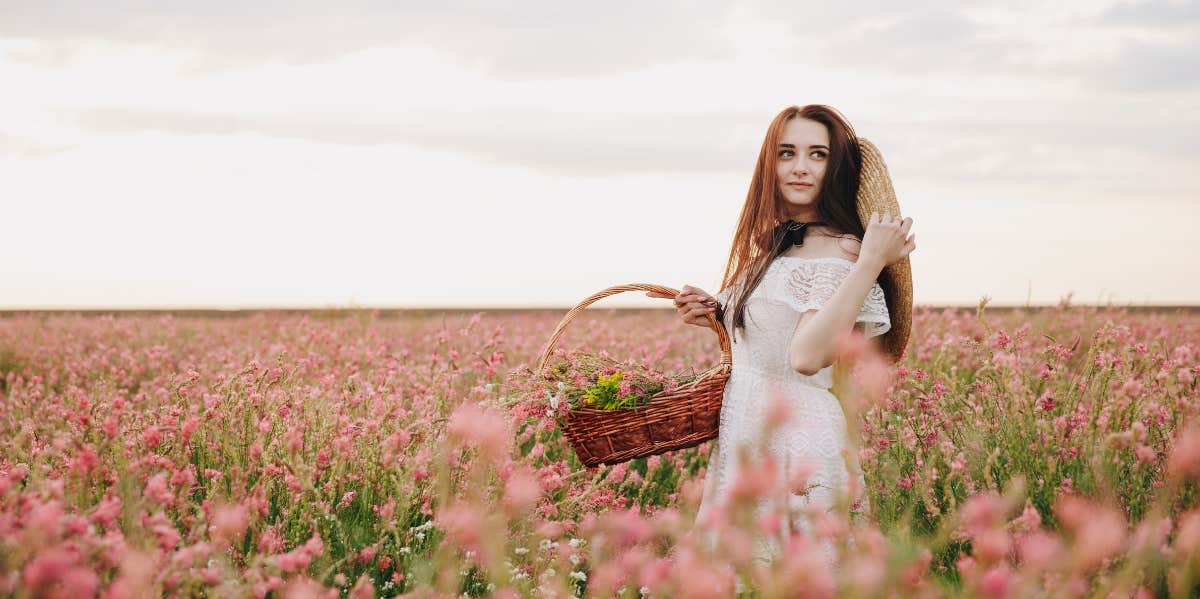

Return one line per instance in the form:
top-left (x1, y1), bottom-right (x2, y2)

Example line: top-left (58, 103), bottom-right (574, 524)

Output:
top-left (502, 349), bottom-right (701, 420)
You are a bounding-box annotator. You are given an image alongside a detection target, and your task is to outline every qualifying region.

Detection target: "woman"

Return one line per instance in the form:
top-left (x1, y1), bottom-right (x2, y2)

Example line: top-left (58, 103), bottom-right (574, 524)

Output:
top-left (647, 104), bottom-right (915, 566)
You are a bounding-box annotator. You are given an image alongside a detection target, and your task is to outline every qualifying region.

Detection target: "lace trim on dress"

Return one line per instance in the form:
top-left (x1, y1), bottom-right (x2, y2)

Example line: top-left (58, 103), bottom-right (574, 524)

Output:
top-left (712, 257), bottom-right (891, 339)
top-left (778, 257), bottom-right (891, 339)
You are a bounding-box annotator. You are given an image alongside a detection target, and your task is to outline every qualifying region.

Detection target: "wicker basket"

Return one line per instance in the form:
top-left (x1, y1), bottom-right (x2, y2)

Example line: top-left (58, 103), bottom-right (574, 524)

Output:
top-left (534, 283), bottom-right (733, 468)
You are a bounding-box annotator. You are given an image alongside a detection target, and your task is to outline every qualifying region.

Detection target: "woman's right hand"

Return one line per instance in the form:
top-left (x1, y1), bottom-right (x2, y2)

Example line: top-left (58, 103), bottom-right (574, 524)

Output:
top-left (859, 211), bottom-right (916, 271)
top-left (646, 285), bottom-right (718, 329)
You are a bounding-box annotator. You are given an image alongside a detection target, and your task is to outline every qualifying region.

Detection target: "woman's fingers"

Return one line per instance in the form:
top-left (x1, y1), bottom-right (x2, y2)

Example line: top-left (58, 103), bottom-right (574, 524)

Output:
top-left (675, 293), bottom-right (713, 306)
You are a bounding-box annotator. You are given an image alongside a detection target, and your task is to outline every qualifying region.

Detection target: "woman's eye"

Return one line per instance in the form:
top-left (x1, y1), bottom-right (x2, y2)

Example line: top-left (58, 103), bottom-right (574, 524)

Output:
top-left (810, 150), bottom-right (827, 159)
top-left (779, 149), bottom-right (794, 157)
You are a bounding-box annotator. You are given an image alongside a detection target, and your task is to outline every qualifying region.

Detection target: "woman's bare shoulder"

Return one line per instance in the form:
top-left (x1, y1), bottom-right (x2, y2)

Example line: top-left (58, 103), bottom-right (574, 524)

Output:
top-left (783, 233), bottom-right (862, 262)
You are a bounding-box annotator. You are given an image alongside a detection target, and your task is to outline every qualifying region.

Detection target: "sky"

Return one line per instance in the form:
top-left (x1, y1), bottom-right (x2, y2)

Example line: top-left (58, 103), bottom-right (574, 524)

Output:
top-left (1, 0), bottom-right (1198, 309)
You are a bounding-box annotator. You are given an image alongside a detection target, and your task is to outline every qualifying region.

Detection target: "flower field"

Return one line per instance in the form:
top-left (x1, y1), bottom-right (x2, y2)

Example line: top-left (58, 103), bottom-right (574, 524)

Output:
top-left (2, 301), bottom-right (1199, 598)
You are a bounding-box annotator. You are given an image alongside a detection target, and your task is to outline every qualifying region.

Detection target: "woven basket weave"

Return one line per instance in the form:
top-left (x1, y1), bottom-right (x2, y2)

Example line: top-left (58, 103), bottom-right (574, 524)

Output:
top-left (534, 283), bottom-right (732, 468)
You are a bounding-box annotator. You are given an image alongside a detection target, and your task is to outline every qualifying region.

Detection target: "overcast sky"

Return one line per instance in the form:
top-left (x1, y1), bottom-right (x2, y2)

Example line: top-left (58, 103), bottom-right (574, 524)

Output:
top-left (2, 0), bottom-right (1198, 309)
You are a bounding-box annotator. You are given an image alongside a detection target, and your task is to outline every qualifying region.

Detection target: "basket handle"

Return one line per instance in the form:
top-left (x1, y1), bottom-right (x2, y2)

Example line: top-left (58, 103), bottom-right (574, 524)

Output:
top-left (534, 283), bottom-right (733, 374)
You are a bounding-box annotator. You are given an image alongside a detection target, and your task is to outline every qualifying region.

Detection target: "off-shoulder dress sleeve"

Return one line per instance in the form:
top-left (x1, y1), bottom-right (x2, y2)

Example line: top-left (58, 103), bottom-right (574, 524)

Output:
top-left (778, 260), bottom-right (891, 339)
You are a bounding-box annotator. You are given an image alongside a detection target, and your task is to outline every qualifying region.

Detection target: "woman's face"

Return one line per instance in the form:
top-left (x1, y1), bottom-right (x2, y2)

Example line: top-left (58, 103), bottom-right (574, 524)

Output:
top-left (775, 117), bottom-right (830, 221)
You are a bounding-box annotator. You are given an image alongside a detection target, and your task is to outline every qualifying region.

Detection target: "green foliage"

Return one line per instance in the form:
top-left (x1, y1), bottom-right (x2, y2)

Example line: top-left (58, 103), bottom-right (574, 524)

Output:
top-left (581, 371), bottom-right (638, 411)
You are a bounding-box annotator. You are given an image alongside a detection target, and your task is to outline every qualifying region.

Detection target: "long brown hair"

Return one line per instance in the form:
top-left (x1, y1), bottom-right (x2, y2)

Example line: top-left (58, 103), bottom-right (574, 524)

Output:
top-left (718, 105), bottom-right (875, 342)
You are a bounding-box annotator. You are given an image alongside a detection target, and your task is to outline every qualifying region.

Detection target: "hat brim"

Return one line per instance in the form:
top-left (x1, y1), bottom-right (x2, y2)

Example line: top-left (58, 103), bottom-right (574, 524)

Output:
top-left (856, 137), bottom-right (913, 363)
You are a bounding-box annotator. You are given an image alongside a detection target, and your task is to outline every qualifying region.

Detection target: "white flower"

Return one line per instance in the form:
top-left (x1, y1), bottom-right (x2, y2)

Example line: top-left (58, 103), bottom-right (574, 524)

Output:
top-left (568, 538), bottom-right (584, 548)
top-left (569, 571), bottom-right (587, 582)
top-left (399, 547), bottom-right (412, 555)
top-left (550, 393), bottom-right (560, 409)
top-left (569, 553), bottom-right (581, 566)
top-left (557, 382), bottom-right (567, 390)
top-left (415, 532), bottom-right (425, 541)
top-left (514, 547), bottom-right (529, 555)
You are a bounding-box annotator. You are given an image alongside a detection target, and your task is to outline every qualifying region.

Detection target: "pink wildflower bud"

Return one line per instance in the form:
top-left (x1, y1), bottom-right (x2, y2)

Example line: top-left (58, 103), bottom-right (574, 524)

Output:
top-left (1054, 494), bottom-right (1126, 571)
top-left (977, 565), bottom-right (1013, 599)
top-left (438, 502), bottom-right (484, 555)
top-left (140, 426), bottom-right (162, 449)
top-left (972, 529), bottom-right (1012, 564)
top-left (535, 520), bottom-right (564, 539)
top-left (1174, 509), bottom-right (1200, 554)
top-left (1168, 425), bottom-right (1200, 480)
top-left (502, 467), bottom-right (542, 515)
top-left (349, 574), bottom-right (375, 599)
top-left (180, 416), bottom-right (200, 445)
top-left (143, 472), bottom-right (173, 505)
top-left (849, 559), bottom-right (885, 595)
top-left (211, 503), bottom-right (250, 548)
top-left (959, 491), bottom-right (1006, 537)
top-left (201, 566), bottom-right (222, 585)
top-left (71, 444), bottom-right (100, 476)
top-left (446, 402), bottom-right (511, 461)
top-left (610, 507), bottom-right (654, 547)
top-left (90, 495), bottom-right (122, 528)
top-left (356, 543), bottom-right (379, 564)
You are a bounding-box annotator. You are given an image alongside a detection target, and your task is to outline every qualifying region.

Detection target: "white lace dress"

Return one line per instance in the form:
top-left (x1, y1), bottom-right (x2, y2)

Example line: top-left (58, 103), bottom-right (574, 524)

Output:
top-left (692, 256), bottom-right (890, 567)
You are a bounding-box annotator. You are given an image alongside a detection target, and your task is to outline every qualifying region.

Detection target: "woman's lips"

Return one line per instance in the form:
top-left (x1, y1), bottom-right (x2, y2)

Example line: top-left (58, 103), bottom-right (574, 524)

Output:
top-left (788, 183), bottom-right (813, 188)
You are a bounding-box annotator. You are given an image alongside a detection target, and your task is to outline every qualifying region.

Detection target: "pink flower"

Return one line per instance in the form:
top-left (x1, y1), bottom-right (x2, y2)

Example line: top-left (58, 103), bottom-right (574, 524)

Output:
top-left (609, 507), bottom-right (654, 547)
top-left (959, 492), bottom-right (1007, 537)
top-left (437, 502), bottom-right (484, 555)
top-left (446, 402), bottom-right (510, 460)
top-left (1168, 425), bottom-right (1200, 480)
top-left (144, 511), bottom-right (181, 552)
top-left (671, 546), bottom-right (734, 599)
top-left (977, 565), bottom-right (1013, 599)
top-left (22, 548), bottom-right (75, 591)
top-left (349, 574), bottom-right (376, 599)
top-left (90, 495), bottom-right (122, 528)
top-left (140, 426), bottom-right (162, 449)
top-left (727, 454), bottom-right (779, 504)
top-left (502, 467), bottom-right (542, 515)
top-left (180, 416), bottom-right (200, 445)
top-left (71, 444), bottom-right (100, 476)
top-left (143, 472), bottom-right (173, 505)
top-left (1054, 495), bottom-right (1127, 570)
top-left (356, 543), bottom-right (380, 564)
top-left (211, 503), bottom-right (250, 548)
top-left (1010, 498), bottom-right (1041, 533)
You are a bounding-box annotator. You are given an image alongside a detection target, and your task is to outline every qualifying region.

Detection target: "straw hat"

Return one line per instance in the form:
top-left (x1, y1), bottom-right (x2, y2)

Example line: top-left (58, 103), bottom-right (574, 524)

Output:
top-left (855, 137), bottom-right (912, 364)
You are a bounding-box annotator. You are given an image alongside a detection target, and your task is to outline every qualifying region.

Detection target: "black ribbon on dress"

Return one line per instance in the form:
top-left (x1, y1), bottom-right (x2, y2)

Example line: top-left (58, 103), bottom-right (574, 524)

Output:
top-left (775, 220), bottom-right (828, 249)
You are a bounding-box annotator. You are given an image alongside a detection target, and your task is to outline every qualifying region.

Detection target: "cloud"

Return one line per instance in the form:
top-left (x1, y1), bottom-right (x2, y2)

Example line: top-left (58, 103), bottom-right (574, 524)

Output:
top-left (0, 132), bottom-right (71, 159)
top-left (0, 0), bottom-right (736, 78)
top-left (1075, 38), bottom-right (1200, 91)
top-left (1096, 0), bottom-right (1200, 28)
top-left (76, 107), bottom-right (761, 176)
top-left (74, 105), bottom-right (1200, 199)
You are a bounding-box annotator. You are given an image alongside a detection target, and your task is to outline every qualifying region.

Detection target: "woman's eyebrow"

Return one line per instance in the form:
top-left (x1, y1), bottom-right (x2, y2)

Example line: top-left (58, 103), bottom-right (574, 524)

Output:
top-left (779, 143), bottom-right (830, 150)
